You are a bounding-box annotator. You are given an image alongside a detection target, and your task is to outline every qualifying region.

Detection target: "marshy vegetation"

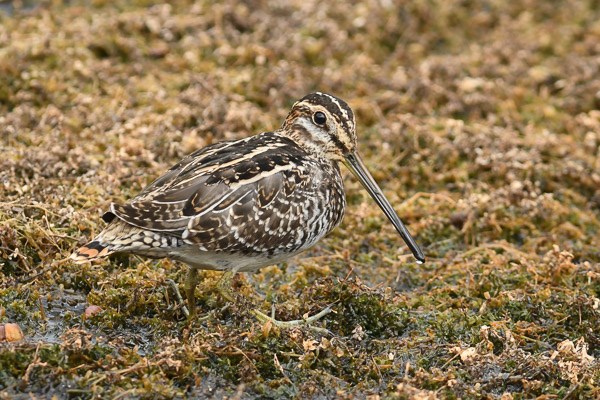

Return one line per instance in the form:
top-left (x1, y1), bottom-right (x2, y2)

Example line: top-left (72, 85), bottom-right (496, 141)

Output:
top-left (1, 0), bottom-right (599, 398)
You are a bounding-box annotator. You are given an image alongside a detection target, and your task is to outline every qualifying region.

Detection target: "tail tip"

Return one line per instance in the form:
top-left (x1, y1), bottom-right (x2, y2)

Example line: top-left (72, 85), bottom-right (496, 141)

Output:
top-left (71, 241), bottom-right (111, 263)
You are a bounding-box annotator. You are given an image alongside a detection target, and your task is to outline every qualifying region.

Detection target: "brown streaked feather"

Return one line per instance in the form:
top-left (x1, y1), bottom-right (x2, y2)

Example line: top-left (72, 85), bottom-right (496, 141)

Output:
top-left (182, 163), bottom-right (345, 257)
top-left (102, 131), bottom-right (346, 257)
top-left (109, 133), bottom-right (308, 233)
top-left (256, 174), bottom-right (282, 207)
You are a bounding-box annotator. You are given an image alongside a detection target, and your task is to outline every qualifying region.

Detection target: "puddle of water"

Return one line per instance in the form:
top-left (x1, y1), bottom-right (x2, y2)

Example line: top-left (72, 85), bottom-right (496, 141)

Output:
top-left (29, 288), bottom-right (87, 344)
top-left (27, 287), bottom-right (156, 356)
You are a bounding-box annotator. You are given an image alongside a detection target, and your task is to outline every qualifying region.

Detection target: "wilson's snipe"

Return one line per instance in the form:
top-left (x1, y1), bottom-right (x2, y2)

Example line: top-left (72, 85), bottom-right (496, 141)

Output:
top-left (72, 92), bottom-right (424, 319)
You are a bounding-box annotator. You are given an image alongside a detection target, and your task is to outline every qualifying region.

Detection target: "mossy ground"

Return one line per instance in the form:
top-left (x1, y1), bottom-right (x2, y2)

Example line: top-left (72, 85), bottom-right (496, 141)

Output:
top-left (1, 0), bottom-right (599, 398)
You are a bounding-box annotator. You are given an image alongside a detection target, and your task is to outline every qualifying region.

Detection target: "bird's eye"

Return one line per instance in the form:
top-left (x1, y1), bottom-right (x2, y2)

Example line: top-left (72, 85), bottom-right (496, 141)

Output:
top-left (313, 111), bottom-right (327, 126)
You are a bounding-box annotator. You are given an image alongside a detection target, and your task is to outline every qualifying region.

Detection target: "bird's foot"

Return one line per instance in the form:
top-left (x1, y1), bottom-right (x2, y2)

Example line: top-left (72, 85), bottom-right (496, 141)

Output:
top-left (252, 306), bottom-right (333, 334)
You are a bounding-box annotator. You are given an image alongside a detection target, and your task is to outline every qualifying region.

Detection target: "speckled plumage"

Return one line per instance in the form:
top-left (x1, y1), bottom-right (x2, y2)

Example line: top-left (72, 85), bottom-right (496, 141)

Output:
top-left (72, 92), bottom-right (423, 280)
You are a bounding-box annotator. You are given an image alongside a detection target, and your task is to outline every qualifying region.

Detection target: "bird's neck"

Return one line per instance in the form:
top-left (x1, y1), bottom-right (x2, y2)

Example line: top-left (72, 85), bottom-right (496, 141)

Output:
top-left (277, 122), bottom-right (341, 162)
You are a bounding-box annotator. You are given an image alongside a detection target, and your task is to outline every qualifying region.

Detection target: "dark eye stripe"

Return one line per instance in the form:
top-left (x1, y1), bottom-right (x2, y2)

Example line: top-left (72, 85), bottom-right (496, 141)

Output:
top-left (329, 133), bottom-right (346, 153)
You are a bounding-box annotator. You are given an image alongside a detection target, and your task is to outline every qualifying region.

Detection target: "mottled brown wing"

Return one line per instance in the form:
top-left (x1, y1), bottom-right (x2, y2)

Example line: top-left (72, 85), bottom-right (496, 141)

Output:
top-left (106, 139), bottom-right (237, 231)
top-left (182, 166), bottom-right (311, 255)
top-left (107, 133), bottom-right (309, 242)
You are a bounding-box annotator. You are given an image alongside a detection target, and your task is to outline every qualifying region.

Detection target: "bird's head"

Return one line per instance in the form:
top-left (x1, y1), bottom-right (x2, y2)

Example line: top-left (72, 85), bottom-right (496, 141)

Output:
top-left (281, 92), bottom-right (425, 263)
top-left (281, 92), bottom-right (357, 161)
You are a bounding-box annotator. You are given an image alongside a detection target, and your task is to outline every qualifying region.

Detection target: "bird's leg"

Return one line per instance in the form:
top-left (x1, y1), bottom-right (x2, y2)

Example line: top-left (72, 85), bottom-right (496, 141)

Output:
top-left (252, 306), bottom-right (333, 334)
top-left (184, 267), bottom-right (199, 318)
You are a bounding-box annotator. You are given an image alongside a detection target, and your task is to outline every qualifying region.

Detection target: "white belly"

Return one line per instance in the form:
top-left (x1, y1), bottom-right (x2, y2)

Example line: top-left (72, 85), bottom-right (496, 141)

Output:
top-left (168, 245), bottom-right (307, 272)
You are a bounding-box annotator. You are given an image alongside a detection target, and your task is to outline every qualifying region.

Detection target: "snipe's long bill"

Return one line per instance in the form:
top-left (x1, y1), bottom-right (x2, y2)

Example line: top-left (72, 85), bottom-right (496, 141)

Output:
top-left (71, 92), bottom-right (424, 316)
top-left (344, 153), bottom-right (425, 262)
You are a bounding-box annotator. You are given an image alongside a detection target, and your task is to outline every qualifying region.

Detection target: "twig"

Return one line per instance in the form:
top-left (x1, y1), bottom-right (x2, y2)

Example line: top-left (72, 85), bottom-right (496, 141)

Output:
top-left (167, 279), bottom-right (189, 318)
top-left (399, 192), bottom-right (456, 209)
top-left (22, 343), bottom-right (48, 384)
top-left (274, 353), bottom-right (297, 391)
top-left (440, 352), bottom-right (460, 370)
top-left (453, 241), bottom-right (533, 262)
top-left (562, 383), bottom-right (580, 400)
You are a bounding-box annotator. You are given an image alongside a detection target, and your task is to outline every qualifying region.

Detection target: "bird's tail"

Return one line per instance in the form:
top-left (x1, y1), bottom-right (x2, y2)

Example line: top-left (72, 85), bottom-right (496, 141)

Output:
top-left (71, 220), bottom-right (182, 263)
top-left (71, 220), bottom-right (135, 263)
top-left (71, 239), bottom-right (115, 263)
